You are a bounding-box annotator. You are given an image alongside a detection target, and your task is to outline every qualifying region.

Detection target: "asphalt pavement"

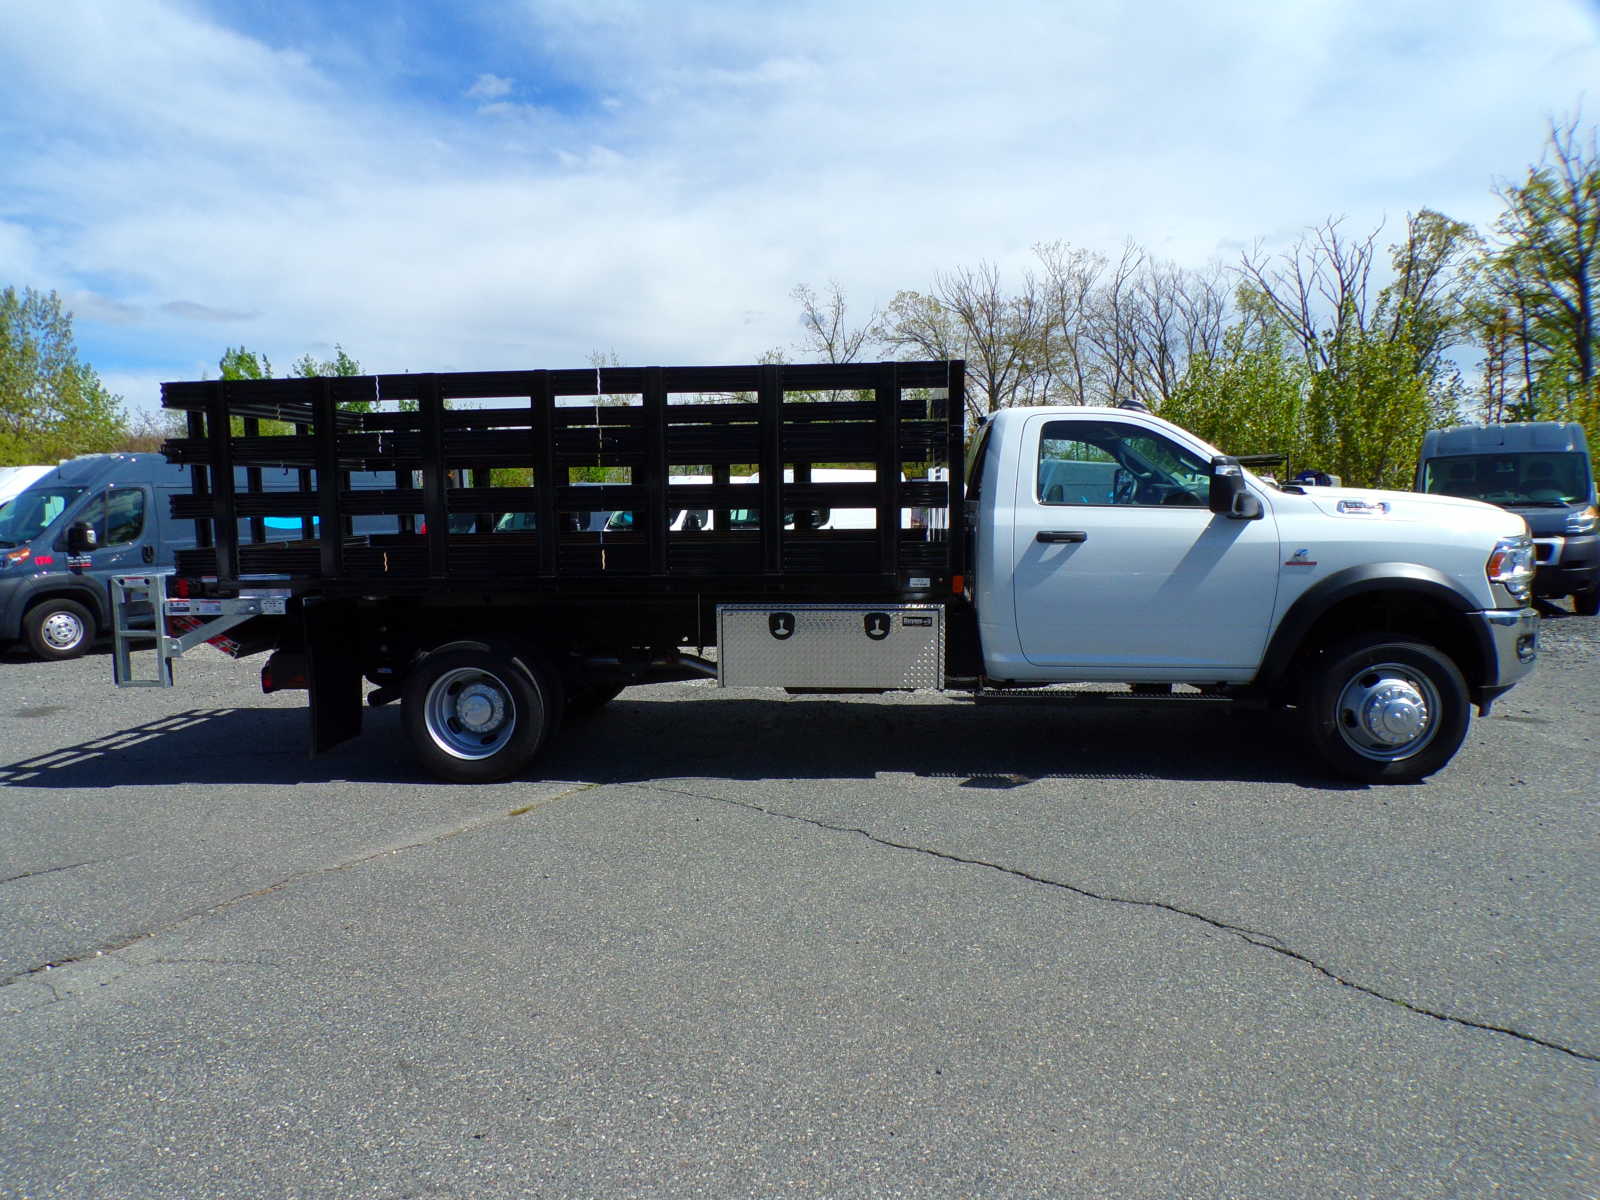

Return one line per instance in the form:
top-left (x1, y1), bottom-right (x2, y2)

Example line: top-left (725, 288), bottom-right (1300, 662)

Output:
top-left (1, 611), bottom-right (1596, 1198)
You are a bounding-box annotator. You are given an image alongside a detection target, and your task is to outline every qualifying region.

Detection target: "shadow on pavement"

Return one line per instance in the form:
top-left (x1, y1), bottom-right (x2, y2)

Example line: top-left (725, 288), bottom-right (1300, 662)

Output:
top-left (0, 689), bottom-right (1349, 791)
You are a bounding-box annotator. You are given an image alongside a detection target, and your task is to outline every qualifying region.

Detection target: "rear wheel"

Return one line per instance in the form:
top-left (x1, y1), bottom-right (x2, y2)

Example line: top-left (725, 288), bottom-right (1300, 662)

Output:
top-left (1571, 588), bottom-right (1600, 616)
top-left (1300, 635), bottom-right (1469, 784)
top-left (23, 598), bottom-right (94, 661)
top-left (402, 644), bottom-right (562, 783)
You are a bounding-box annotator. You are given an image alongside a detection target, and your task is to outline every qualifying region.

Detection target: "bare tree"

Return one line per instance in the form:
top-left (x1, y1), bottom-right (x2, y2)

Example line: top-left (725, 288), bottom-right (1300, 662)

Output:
top-left (1126, 258), bottom-right (1229, 408)
top-left (792, 281), bottom-right (880, 363)
top-left (1238, 218), bottom-right (1380, 371)
top-left (937, 261), bottom-right (1048, 414)
top-left (874, 262), bottom-right (1048, 424)
top-left (1080, 243), bottom-right (1149, 406)
top-left (1034, 241), bottom-right (1105, 405)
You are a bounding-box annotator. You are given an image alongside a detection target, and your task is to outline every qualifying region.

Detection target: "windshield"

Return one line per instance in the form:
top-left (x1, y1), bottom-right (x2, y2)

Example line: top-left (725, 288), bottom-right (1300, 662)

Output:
top-left (1420, 452), bottom-right (1591, 506)
top-left (0, 486), bottom-right (85, 547)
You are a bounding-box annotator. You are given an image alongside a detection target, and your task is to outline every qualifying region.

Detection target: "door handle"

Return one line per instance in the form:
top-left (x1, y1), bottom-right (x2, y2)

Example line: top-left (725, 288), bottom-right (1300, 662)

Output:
top-left (1036, 530), bottom-right (1088, 544)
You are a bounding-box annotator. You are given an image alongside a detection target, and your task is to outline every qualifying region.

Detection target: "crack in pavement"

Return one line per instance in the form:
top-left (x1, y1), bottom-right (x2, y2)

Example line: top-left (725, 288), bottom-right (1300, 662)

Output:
top-left (0, 860), bottom-right (103, 886)
top-left (0, 783), bottom-right (598, 997)
top-left (644, 782), bottom-right (1600, 1066)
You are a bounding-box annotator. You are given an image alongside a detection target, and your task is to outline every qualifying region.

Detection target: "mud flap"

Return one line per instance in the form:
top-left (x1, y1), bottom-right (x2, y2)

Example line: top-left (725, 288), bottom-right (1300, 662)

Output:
top-left (303, 598), bottom-right (362, 755)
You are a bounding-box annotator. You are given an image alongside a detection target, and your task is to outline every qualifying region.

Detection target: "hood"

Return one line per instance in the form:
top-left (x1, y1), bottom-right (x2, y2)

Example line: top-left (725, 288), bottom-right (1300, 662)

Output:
top-left (1500, 500), bottom-right (1591, 537)
top-left (1293, 485), bottom-right (1529, 537)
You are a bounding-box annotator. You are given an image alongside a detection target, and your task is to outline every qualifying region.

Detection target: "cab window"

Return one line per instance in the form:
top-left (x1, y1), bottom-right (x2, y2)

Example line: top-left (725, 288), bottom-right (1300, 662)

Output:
top-left (76, 489), bottom-right (147, 546)
top-left (1038, 420), bottom-right (1209, 508)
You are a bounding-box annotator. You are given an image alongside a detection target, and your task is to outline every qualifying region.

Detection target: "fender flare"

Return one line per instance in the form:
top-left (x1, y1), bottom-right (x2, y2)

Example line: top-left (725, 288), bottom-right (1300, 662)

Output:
top-left (1255, 563), bottom-right (1486, 691)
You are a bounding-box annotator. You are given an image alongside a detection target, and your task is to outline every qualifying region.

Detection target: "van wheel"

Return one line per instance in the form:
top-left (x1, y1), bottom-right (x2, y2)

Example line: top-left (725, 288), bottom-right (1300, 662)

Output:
top-left (23, 598), bottom-right (95, 661)
top-left (1571, 588), bottom-right (1600, 616)
top-left (1300, 635), bottom-right (1469, 784)
top-left (402, 644), bottom-right (563, 783)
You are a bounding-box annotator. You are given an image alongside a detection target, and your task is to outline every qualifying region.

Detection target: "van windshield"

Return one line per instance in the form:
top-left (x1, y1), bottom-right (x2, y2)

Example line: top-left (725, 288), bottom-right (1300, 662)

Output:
top-left (1419, 452), bottom-right (1590, 506)
top-left (0, 486), bottom-right (86, 547)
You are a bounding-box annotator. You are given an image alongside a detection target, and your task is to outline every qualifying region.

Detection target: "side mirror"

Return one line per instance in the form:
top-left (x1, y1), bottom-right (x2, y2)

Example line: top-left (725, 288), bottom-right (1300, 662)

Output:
top-left (1209, 457), bottom-right (1263, 521)
top-left (67, 522), bottom-right (99, 554)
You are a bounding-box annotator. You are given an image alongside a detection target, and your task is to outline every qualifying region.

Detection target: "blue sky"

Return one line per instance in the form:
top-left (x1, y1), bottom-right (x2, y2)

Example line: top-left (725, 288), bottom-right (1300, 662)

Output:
top-left (3, 0), bottom-right (1599, 417)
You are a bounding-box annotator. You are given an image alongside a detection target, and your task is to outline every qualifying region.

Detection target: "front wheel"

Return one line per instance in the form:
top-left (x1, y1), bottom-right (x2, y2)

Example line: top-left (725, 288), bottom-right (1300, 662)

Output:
top-left (1300, 635), bottom-right (1469, 784)
top-left (1571, 588), bottom-right (1600, 616)
top-left (23, 597), bottom-right (95, 661)
top-left (401, 644), bottom-right (562, 783)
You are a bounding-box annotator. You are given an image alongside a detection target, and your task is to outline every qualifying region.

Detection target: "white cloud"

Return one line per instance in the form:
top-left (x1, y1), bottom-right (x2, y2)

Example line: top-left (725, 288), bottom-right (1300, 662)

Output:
top-left (1, 0), bottom-right (1597, 399)
top-left (466, 72), bottom-right (515, 101)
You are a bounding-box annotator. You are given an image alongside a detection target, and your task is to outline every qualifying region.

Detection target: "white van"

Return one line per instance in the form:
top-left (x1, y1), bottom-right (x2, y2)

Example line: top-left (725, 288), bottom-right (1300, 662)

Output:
top-left (730, 468), bottom-right (920, 530)
top-left (0, 465), bottom-right (54, 508)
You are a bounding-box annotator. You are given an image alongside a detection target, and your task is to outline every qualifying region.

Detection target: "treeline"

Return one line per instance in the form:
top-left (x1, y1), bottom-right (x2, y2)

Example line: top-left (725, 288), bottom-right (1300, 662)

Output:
top-left (789, 116), bottom-right (1598, 488)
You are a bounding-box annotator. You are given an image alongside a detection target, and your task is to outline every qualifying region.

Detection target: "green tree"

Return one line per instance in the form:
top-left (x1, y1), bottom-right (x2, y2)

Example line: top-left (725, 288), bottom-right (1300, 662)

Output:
top-left (217, 346), bottom-right (278, 435)
top-left (291, 344), bottom-right (362, 380)
top-left (1479, 115), bottom-right (1599, 449)
top-left (0, 286), bottom-right (125, 464)
top-left (218, 344), bottom-right (367, 432)
top-left (1230, 213), bottom-right (1473, 486)
top-left (1159, 324), bottom-right (1308, 464)
top-left (1304, 329), bottom-right (1439, 490)
top-left (219, 345), bottom-right (273, 381)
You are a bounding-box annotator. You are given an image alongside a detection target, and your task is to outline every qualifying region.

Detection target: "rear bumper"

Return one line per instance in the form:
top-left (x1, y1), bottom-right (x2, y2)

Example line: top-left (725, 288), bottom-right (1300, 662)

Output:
top-left (1468, 606), bottom-right (1539, 710)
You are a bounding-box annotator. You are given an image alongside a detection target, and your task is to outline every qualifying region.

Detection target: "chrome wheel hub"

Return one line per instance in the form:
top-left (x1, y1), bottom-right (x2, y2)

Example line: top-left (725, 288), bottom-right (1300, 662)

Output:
top-left (424, 668), bottom-right (517, 760)
top-left (1361, 682), bottom-right (1428, 745)
top-left (454, 683), bottom-right (505, 734)
top-left (42, 611), bottom-right (84, 650)
top-left (1336, 665), bottom-right (1438, 761)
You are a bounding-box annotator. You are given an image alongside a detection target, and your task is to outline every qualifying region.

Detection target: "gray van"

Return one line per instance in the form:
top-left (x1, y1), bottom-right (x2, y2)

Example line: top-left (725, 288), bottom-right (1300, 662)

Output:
top-left (1416, 421), bottom-right (1599, 614)
top-left (0, 454), bottom-right (198, 659)
top-left (0, 455), bottom-right (459, 659)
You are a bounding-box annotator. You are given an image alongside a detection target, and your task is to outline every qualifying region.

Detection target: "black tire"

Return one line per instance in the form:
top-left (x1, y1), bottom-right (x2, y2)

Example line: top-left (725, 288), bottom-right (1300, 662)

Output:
top-left (23, 597), bottom-right (95, 661)
top-left (401, 644), bottom-right (563, 783)
top-left (1300, 635), bottom-right (1470, 784)
top-left (1571, 588), bottom-right (1600, 616)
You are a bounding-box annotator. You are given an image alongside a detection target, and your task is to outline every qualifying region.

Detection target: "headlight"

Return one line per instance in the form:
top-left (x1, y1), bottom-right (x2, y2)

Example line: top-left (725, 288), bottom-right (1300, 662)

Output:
top-left (1486, 535), bottom-right (1535, 601)
top-left (1564, 505), bottom-right (1597, 534)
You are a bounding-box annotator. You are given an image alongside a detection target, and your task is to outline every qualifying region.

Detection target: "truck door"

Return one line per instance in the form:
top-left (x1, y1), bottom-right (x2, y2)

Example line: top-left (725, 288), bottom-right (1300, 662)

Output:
top-left (1010, 414), bottom-right (1280, 678)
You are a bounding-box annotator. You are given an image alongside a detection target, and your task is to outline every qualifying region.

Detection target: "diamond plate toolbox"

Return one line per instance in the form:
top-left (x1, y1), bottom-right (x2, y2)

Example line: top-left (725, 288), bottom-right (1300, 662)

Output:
top-left (717, 604), bottom-right (944, 689)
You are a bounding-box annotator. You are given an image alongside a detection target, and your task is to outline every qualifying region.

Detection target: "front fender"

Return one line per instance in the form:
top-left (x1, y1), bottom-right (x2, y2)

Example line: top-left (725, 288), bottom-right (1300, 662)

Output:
top-left (1255, 563), bottom-right (1484, 691)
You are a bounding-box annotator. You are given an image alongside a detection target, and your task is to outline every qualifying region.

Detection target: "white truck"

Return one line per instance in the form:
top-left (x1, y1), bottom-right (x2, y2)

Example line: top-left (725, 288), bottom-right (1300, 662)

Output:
top-left (112, 360), bottom-right (1538, 784)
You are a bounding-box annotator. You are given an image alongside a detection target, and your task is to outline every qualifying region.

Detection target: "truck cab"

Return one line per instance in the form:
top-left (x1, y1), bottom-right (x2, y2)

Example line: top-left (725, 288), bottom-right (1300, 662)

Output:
top-left (969, 407), bottom-right (1539, 779)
